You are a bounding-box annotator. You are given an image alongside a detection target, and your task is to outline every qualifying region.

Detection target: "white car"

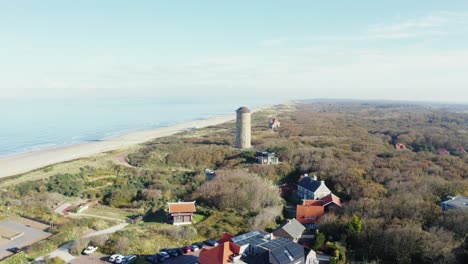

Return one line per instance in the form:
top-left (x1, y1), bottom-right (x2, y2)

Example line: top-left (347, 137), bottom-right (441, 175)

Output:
top-left (109, 254), bottom-right (124, 262)
top-left (83, 246), bottom-right (98, 255)
top-left (115, 255), bottom-right (125, 264)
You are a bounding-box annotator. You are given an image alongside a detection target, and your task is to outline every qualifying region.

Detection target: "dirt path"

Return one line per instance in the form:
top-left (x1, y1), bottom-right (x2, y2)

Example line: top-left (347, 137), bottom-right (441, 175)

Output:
top-left (68, 213), bottom-right (125, 223)
top-left (112, 152), bottom-right (136, 168)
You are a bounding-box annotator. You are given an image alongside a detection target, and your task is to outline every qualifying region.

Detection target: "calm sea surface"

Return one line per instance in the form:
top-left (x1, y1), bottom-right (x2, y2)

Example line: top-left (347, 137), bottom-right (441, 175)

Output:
top-left (0, 97), bottom-right (274, 157)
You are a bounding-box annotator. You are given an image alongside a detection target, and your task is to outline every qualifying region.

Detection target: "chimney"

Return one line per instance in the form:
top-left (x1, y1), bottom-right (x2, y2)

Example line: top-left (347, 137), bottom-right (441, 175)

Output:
top-left (313, 174), bottom-right (317, 181)
top-left (270, 233), bottom-right (274, 240)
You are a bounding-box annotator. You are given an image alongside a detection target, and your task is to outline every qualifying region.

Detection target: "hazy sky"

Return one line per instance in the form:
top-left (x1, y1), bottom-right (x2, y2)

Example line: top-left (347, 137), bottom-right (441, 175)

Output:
top-left (1, 1), bottom-right (468, 102)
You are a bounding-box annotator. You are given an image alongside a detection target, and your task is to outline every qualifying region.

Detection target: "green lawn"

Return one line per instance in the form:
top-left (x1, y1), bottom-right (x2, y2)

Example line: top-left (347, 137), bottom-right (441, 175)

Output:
top-left (193, 213), bottom-right (206, 223)
top-left (85, 205), bottom-right (137, 220)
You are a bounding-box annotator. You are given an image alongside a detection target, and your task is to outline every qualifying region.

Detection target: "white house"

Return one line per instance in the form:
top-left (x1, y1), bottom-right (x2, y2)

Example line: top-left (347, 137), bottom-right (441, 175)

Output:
top-left (297, 174), bottom-right (331, 200)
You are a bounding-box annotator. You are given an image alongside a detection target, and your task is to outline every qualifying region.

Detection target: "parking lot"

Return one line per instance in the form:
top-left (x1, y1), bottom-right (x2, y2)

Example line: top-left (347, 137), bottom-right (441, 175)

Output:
top-left (70, 245), bottom-right (210, 264)
top-left (0, 219), bottom-right (52, 260)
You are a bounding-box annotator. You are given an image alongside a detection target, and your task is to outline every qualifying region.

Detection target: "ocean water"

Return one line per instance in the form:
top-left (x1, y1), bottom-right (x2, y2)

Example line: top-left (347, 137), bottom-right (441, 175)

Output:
top-left (0, 97), bottom-right (274, 157)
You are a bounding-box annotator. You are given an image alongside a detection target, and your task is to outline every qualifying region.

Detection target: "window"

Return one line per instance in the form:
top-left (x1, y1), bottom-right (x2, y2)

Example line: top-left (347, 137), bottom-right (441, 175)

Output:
top-left (284, 249), bottom-right (294, 261)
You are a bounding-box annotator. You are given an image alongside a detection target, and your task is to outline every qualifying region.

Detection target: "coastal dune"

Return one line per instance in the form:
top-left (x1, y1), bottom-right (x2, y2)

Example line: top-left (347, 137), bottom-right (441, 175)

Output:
top-left (0, 114), bottom-right (235, 179)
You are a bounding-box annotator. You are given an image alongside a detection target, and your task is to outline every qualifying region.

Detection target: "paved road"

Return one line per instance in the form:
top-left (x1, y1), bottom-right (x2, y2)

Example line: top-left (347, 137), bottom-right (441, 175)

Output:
top-left (69, 213), bottom-right (125, 223)
top-left (35, 242), bottom-right (75, 263)
top-left (35, 223), bottom-right (128, 263)
top-left (84, 223), bottom-right (128, 238)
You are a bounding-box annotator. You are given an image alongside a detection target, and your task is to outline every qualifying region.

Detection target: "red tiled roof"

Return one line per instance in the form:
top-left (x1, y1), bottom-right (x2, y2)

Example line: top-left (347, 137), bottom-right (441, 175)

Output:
top-left (199, 242), bottom-right (235, 264)
top-left (167, 201), bottom-right (196, 213)
top-left (296, 205), bottom-right (324, 224)
top-left (303, 200), bottom-right (324, 206)
top-left (218, 232), bottom-right (235, 243)
top-left (319, 193), bottom-right (342, 207)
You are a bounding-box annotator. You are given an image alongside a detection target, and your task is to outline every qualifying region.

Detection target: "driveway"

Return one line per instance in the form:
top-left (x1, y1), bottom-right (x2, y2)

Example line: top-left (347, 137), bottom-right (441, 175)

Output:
top-left (35, 242), bottom-right (75, 263)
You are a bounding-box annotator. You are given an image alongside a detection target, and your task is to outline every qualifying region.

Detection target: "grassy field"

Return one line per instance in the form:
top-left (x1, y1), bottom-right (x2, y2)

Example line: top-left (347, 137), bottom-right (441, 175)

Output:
top-left (84, 205), bottom-right (138, 220)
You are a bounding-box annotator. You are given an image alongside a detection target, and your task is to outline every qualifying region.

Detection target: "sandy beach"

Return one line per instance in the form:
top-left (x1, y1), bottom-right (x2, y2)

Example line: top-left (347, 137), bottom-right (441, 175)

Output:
top-left (0, 114), bottom-right (235, 179)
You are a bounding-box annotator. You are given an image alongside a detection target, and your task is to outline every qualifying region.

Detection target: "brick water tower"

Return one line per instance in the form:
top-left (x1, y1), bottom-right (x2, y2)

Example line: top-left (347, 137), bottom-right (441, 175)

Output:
top-left (235, 106), bottom-right (251, 149)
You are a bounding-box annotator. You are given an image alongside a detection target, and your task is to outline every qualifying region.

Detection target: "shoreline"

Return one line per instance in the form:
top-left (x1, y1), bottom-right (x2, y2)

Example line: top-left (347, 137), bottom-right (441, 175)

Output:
top-left (0, 114), bottom-right (236, 179)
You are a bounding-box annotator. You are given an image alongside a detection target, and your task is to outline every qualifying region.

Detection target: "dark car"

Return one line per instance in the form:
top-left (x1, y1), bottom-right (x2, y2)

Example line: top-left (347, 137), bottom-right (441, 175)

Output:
top-left (7, 247), bottom-right (21, 254)
top-left (204, 240), bottom-right (219, 247)
top-left (157, 252), bottom-right (170, 260)
top-left (122, 254), bottom-right (137, 264)
top-left (167, 249), bottom-right (178, 257)
top-left (194, 242), bottom-right (204, 248)
top-left (190, 245), bottom-right (199, 251)
top-left (146, 254), bottom-right (160, 263)
top-left (175, 248), bottom-right (184, 255)
top-left (183, 246), bottom-right (192, 253)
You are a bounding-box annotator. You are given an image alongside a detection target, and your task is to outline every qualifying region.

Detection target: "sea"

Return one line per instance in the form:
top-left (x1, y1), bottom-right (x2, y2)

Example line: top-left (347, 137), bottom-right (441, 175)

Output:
top-left (0, 97), bottom-right (276, 157)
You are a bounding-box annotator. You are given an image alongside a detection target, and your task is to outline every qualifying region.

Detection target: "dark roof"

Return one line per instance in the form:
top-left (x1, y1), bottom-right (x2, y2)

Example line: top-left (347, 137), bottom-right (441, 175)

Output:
top-left (441, 196), bottom-right (468, 210)
top-left (269, 240), bottom-right (305, 264)
top-left (275, 219), bottom-right (306, 239)
top-left (298, 176), bottom-right (321, 192)
top-left (231, 230), bottom-right (269, 246)
top-left (236, 106), bottom-right (251, 113)
top-left (256, 151), bottom-right (276, 157)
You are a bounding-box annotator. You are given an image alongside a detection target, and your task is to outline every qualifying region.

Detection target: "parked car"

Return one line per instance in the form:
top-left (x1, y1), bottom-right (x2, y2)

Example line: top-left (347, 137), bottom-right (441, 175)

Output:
top-left (122, 254), bottom-right (137, 264)
top-left (190, 245), bottom-right (199, 251)
top-left (146, 254), bottom-right (161, 263)
top-left (115, 255), bottom-right (126, 264)
top-left (157, 251), bottom-right (170, 260)
top-left (167, 249), bottom-right (178, 257)
top-left (204, 240), bottom-right (219, 247)
top-left (7, 247), bottom-right (21, 254)
top-left (194, 242), bottom-right (204, 248)
top-left (183, 246), bottom-right (193, 253)
top-left (83, 246), bottom-right (98, 255)
top-left (109, 254), bottom-right (124, 262)
top-left (175, 248), bottom-right (184, 255)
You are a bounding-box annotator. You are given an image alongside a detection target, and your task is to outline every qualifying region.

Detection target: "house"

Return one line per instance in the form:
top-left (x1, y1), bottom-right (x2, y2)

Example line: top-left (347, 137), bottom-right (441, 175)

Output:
top-left (309, 193), bottom-right (342, 210)
top-left (219, 232), bottom-right (236, 243)
top-left (395, 143), bottom-right (407, 150)
top-left (167, 201), bottom-right (196, 225)
top-left (452, 146), bottom-right (467, 155)
top-left (199, 241), bottom-right (244, 264)
top-left (297, 175), bottom-right (331, 200)
top-left (441, 196), bottom-right (468, 211)
top-left (256, 151), bottom-right (279, 165)
top-left (296, 204), bottom-right (324, 228)
top-left (269, 118), bottom-right (281, 130)
top-left (273, 219), bottom-right (306, 242)
top-left (230, 230), bottom-right (319, 264)
top-left (279, 184), bottom-right (298, 197)
top-left (296, 194), bottom-right (342, 228)
top-left (436, 148), bottom-right (450, 155)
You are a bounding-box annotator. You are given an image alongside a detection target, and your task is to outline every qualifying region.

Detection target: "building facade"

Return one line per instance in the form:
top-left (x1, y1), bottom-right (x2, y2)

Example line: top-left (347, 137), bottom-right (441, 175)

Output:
top-left (167, 201), bottom-right (196, 225)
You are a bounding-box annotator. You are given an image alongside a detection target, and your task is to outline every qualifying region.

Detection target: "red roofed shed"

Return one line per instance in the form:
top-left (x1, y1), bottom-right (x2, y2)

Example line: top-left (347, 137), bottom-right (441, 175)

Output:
top-left (167, 201), bottom-right (196, 225)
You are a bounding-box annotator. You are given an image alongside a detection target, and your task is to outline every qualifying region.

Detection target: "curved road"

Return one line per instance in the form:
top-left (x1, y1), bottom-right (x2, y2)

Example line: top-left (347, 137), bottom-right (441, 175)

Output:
top-left (35, 223), bottom-right (128, 263)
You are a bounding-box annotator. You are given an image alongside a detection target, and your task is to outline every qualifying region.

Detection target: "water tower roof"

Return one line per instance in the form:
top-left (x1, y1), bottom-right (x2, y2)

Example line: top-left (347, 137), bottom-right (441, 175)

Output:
top-left (236, 106), bottom-right (251, 113)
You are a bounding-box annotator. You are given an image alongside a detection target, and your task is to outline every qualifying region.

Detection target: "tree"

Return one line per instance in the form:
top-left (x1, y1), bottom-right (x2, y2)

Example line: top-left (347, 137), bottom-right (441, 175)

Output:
top-left (347, 215), bottom-right (362, 235)
top-left (313, 232), bottom-right (325, 250)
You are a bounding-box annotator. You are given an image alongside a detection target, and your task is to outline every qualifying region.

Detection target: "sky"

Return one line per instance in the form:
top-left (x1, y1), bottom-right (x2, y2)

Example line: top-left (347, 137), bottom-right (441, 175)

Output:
top-left (1, 1), bottom-right (468, 102)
